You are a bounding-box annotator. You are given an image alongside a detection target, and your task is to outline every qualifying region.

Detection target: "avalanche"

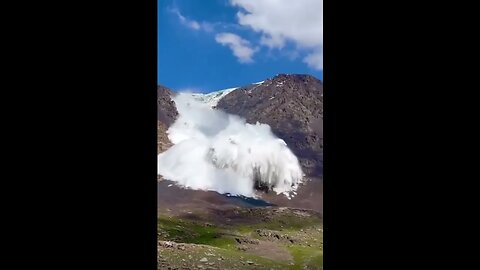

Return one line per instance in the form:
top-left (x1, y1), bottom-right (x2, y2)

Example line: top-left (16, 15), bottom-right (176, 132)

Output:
top-left (157, 92), bottom-right (304, 198)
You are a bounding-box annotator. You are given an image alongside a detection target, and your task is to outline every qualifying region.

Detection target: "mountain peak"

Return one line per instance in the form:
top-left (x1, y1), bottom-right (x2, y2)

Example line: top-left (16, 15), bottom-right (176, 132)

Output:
top-left (270, 73), bottom-right (321, 83)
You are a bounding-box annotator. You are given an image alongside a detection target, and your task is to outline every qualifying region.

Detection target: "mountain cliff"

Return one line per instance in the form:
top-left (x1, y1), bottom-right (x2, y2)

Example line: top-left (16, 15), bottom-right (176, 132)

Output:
top-left (157, 85), bottom-right (177, 154)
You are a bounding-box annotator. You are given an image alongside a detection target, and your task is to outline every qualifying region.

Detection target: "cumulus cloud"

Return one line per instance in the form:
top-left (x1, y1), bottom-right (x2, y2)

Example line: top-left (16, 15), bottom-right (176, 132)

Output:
top-left (303, 50), bottom-right (323, 70)
top-left (230, 0), bottom-right (323, 70)
top-left (215, 32), bottom-right (258, 63)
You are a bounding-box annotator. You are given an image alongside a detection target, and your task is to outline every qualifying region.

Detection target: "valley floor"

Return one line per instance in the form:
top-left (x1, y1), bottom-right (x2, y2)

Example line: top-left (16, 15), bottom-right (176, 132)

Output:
top-left (158, 206), bottom-right (323, 270)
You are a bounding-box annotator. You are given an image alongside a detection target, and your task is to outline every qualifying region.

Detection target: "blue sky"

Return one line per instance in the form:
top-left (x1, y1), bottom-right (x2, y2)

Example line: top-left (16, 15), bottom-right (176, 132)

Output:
top-left (158, 0), bottom-right (323, 93)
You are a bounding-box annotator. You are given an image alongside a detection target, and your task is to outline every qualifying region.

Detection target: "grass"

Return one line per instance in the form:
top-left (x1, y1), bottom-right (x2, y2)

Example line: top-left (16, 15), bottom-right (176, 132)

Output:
top-left (158, 211), bottom-right (323, 269)
top-left (235, 212), bottom-right (323, 234)
top-left (288, 246), bottom-right (323, 270)
top-left (159, 244), bottom-right (288, 269)
top-left (158, 216), bottom-right (236, 249)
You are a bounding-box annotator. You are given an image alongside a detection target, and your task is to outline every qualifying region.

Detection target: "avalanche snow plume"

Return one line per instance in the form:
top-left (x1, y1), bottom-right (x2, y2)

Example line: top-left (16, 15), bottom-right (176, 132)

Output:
top-left (157, 92), bottom-right (303, 198)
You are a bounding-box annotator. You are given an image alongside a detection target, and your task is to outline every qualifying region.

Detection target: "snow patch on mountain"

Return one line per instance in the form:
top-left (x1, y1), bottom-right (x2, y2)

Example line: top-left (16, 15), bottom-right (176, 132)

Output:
top-left (191, 87), bottom-right (238, 108)
top-left (190, 81), bottom-right (265, 108)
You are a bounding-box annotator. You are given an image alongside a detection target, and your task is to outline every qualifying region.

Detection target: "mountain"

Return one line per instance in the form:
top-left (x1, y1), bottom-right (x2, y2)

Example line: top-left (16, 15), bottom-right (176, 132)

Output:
top-left (157, 76), bottom-right (323, 269)
top-left (216, 74), bottom-right (323, 177)
top-left (157, 74), bottom-right (323, 177)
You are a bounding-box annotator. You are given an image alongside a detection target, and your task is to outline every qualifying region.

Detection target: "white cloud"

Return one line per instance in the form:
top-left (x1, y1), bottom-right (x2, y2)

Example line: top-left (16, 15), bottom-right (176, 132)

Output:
top-left (230, 0), bottom-right (323, 70)
top-left (170, 8), bottom-right (213, 32)
top-left (303, 50), bottom-right (323, 70)
top-left (215, 32), bottom-right (257, 63)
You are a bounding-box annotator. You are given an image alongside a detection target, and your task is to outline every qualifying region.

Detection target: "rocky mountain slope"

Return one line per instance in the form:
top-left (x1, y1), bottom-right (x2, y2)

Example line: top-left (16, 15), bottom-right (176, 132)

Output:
top-left (216, 74), bottom-right (323, 176)
top-left (157, 85), bottom-right (177, 154)
top-left (157, 85), bottom-right (178, 127)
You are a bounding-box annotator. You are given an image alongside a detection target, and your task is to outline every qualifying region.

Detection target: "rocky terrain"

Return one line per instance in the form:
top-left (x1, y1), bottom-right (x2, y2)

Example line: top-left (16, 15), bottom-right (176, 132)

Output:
top-left (157, 85), bottom-right (178, 154)
top-left (158, 121), bottom-right (172, 154)
top-left (157, 85), bottom-right (178, 127)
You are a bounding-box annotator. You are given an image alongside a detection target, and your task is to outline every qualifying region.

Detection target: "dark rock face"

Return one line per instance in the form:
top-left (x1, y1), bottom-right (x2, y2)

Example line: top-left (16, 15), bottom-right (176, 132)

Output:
top-left (157, 85), bottom-right (178, 154)
top-left (216, 74), bottom-right (323, 176)
top-left (158, 85), bottom-right (178, 127)
top-left (157, 121), bottom-right (172, 154)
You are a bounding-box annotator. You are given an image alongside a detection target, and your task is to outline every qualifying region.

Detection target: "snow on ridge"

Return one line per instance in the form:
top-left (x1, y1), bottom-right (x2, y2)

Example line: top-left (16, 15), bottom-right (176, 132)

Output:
top-left (191, 87), bottom-right (238, 108)
top-left (190, 80), bottom-right (265, 108)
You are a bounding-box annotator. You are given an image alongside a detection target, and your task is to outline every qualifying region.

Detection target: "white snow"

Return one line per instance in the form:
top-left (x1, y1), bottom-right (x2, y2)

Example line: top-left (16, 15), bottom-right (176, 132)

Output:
top-left (190, 87), bottom-right (238, 108)
top-left (190, 81), bottom-right (264, 108)
top-left (157, 93), bottom-right (304, 198)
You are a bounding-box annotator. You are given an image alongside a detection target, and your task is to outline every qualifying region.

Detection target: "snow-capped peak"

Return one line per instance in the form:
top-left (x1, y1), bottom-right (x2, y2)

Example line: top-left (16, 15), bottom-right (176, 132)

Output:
top-left (190, 87), bottom-right (238, 108)
top-left (190, 81), bottom-right (265, 108)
